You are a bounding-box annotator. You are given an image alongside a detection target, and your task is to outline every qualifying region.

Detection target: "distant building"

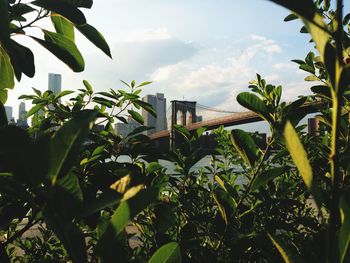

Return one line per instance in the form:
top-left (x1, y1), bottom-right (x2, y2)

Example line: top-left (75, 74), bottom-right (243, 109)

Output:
top-left (196, 115), bottom-right (203, 122)
top-left (115, 118), bottom-right (141, 138)
top-left (308, 117), bottom-right (319, 136)
top-left (142, 93), bottom-right (167, 135)
top-left (17, 102), bottom-right (28, 128)
top-left (48, 73), bottom-right (61, 95)
top-left (4, 106), bottom-right (12, 121)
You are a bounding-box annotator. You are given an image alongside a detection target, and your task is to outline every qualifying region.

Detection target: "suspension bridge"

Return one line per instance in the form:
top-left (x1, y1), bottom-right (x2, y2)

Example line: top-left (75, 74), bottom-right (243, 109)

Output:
top-left (149, 100), bottom-right (319, 141)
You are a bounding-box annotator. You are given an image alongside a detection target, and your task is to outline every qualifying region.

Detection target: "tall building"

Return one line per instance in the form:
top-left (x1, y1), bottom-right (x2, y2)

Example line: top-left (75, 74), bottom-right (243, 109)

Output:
top-left (17, 102), bottom-right (28, 128)
top-left (4, 106), bottom-right (12, 121)
top-left (115, 118), bottom-right (141, 138)
top-left (142, 93), bottom-right (167, 135)
top-left (48, 73), bottom-right (62, 95)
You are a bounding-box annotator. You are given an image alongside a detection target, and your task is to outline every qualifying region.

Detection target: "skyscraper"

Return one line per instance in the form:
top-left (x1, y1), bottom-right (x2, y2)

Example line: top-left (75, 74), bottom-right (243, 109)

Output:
top-left (4, 106), bottom-right (12, 121)
top-left (142, 93), bottom-right (167, 135)
top-left (48, 73), bottom-right (62, 95)
top-left (17, 102), bottom-right (28, 128)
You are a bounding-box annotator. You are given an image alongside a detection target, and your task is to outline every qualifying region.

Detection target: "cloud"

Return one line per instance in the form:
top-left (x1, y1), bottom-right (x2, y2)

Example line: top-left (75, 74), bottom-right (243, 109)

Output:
top-left (148, 34), bottom-right (311, 118)
top-left (123, 27), bottom-right (171, 43)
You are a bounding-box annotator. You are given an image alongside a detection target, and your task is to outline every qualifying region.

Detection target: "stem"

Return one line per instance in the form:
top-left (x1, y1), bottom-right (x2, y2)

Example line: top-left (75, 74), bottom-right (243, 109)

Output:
top-left (328, 1), bottom-right (343, 262)
top-left (235, 139), bottom-right (273, 213)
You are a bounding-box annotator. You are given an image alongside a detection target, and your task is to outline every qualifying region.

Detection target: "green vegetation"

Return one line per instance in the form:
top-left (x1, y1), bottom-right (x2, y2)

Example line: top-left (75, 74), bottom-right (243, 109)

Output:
top-left (0, 0), bottom-right (350, 262)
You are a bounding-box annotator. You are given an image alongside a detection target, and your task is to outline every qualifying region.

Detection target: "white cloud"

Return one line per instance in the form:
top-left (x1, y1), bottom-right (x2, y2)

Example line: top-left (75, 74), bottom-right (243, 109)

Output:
top-left (123, 27), bottom-right (171, 43)
top-left (274, 62), bottom-right (296, 70)
top-left (148, 34), bottom-right (310, 118)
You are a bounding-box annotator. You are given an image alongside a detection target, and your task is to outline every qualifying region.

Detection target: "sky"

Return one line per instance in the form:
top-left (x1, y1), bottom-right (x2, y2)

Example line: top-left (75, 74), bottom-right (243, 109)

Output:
top-left (7, 0), bottom-right (318, 121)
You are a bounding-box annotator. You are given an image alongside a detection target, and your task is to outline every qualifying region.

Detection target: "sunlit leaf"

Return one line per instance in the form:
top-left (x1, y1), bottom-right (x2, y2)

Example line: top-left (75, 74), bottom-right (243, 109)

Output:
top-left (76, 23), bottom-right (111, 58)
top-left (51, 14), bottom-right (75, 42)
top-left (231, 129), bottom-right (259, 167)
top-left (148, 242), bottom-right (181, 263)
top-left (0, 47), bottom-right (14, 102)
top-left (268, 234), bottom-right (295, 263)
top-left (237, 92), bottom-right (271, 122)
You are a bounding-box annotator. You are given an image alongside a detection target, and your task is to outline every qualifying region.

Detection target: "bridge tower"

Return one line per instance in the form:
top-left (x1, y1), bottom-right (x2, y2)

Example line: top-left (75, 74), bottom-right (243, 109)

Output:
top-left (170, 100), bottom-right (197, 150)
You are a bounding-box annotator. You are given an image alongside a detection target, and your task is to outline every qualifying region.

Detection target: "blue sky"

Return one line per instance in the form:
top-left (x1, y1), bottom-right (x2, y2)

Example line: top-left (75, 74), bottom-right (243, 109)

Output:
top-left (8, 0), bottom-right (318, 119)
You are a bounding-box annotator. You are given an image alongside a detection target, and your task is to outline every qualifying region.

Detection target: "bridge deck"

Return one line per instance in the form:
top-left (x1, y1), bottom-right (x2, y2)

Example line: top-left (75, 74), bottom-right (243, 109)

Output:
top-left (149, 110), bottom-right (262, 140)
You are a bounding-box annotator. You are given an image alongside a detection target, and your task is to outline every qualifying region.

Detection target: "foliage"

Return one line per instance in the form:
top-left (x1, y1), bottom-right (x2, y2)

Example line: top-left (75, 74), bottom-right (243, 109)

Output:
top-left (0, 0), bottom-right (111, 103)
top-left (0, 0), bottom-right (349, 262)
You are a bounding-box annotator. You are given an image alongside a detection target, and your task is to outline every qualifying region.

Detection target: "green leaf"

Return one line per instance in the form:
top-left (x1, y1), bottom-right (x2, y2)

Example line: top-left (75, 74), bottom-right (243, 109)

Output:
top-left (96, 188), bottom-right (158, 261)
top-left (5, 39), bottom-right (35, 80)
top-left (32, 0), bottom-right (86, 25)
top-left (283, 121), bottom-right (312, 188)
top-left (146, 162), bottom-right (163, 175)
top-left (268, 234), bottom-right (296, 263)
top-left (52, 172), bottom-right (83, 219)
top-left (48, 110), bottom-right (97, 185)
top-left (136, 81), bottom-right (152, 88)
top-left (55, 90), bottom-right (74, 100)
top-left (51, 14), bottom-right (75, 42)
top-left (251, 166), bottom-right (289, 192)
top-left (62, 0), bottom-right (92, 8)
top-left (128, 110), bottom-right (144, 124)
top-left (299, 64), bottom-right (315, 74)
top-left (231, 129), bottom-right (259, 167)
top-left (284, 13), bottom-right (298, 22)
top-left (0, 47), bottom-right (14, 100)
top-left (267, 0), bottom-right (317, 21)
top-left (284, 121), bottom-right (321, 207)
top-left (26, 104), bottom-right (45, 118)
top-left (0, 90), bottom-right (8, 105)
top-left (83, 80), bottom-right (93, 94)
top-left (31, 30), bottom-right (85, 72)
top-left (44, 210), bottom-right (87, 263)
top-left (236, 92), bottom-right (271, 122)
top-left (304, 75), bottom-right (319, 81)
top-left (76, 23), bottom-right (112, 58)
top-left (339, 197), bottom-right (350, 263)
top-left (148, 242), bottom-right (181, 263)
top-left (0, 0), bottom-right (10, 43)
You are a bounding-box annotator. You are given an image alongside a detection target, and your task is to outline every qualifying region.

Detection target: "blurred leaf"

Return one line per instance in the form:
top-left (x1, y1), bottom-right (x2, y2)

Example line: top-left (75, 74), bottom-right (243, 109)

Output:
top-left (284, 13), bottom-right (298, 22)
top-left (0, 47), bottom-right (14, 101)
top-left (32, 0), bottom-right (86, 25)
top-left (44, 210), bottom-right (87, 263)
top-left (268, 234), bottom-right (296, 263)
top-left (267, 0), bottom-right (317, 21)
top-left (76, 23), bottom-right (111, 58)
top-left (148, 242), bottom-right (181, 263)
top-left (0, 103), bottom-right (7, 126)
top-left (231, 129), bottom-right (258, 167)
top-left (83, 79), bottom-right (93, 93)
top-left (146, 162), bottom-right (163, 175)
top-left (31, 30), bottom-right (85, 72)
top-left (96, 188), bottom-right (158, 262)
top-left (48, 110), bottom-right (97, 185)
top-left (55, 90), bottom-right (74, 100)
top-left (339, 198), bottom-right (350, 263)
top-left (128, 110), bottom-right (144, 124)
top-left (251, 166), bottom-right (289, 192)
top-left (51, 14), bottom-right (75, 42)
top-left (0, 0), bottom-right (10, 43)
top-left (6, 39), bottom-right (35, 80)
top-left (26, 103), bottom-right (45, 118)
top-left (136, 81), bottom-right (152, 88)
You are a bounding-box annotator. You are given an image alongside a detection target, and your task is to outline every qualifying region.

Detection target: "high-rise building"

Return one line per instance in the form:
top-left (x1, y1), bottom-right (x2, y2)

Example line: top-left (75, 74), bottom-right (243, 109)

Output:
top-left (142, 93), bottom-right (167, 135)
top-left (48, 73), bottom-right (62, 95)
top-left (17, 102), bottom-right (28, 128)
top-left (115, 118), bottom-right (141, 138)
top-left (4, 106), bottom-right (12, 121)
